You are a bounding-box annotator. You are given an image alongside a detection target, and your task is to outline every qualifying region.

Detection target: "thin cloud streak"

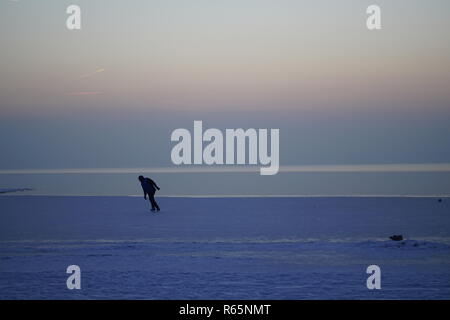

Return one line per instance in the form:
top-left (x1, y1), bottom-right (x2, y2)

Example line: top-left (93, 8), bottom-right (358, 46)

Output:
top-left (1, 163), bottom-right (450, 175)
top-left (79, 68), bottom-right (105, 79)
top-left (67, 91), bottom-right (103, 96)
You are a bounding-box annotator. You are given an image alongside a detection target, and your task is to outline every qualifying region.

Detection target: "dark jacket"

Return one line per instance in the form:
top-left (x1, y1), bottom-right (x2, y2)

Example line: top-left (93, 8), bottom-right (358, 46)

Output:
top-left (141, 178), bottom-right (160, 196)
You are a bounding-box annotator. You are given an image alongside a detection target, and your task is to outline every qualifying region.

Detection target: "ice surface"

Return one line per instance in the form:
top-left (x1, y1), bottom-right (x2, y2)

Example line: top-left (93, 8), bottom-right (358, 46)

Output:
top-left (0, 196), bottom-right (449, 299)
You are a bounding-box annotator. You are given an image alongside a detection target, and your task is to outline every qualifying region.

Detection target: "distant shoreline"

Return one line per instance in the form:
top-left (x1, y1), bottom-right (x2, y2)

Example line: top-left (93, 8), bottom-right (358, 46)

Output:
top-left (1, 193), bottom-right (448, 198)
top-left (0, 188), bottom-right (33, 194)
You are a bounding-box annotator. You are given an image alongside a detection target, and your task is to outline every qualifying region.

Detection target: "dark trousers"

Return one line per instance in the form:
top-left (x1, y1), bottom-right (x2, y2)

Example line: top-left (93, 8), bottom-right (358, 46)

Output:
top-left (148, 193), bottom-right (160, 211)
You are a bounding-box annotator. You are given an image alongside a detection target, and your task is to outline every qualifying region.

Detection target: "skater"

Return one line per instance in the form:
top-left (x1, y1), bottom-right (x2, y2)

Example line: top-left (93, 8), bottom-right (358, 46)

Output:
top-left (138, 175), bottom-right (161, 212)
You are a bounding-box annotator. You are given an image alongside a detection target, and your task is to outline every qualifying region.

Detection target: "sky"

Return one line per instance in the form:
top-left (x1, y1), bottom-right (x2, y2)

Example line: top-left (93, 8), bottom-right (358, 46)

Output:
top-left (0, 0), bottom-right (449, 195)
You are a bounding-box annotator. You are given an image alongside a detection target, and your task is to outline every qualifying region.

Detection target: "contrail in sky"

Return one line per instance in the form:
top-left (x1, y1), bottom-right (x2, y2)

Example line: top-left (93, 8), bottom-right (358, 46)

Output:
top-left (79, 68), bottom-right (105, 79)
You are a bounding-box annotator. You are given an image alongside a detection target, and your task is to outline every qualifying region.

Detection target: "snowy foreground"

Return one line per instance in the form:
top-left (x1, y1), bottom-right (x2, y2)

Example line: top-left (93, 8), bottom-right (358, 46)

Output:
top-left (0, 196), bottom-right (449, 299)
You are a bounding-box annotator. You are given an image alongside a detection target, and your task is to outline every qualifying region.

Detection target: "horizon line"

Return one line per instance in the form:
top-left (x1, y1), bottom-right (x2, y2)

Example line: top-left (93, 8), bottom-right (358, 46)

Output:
top-left (1, 163), bottom-right (450, 175)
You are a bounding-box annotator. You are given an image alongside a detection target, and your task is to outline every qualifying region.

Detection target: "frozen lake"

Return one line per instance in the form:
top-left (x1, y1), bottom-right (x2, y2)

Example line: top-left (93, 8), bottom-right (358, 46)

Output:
top-left (0, 196), bottom-right (449, 299)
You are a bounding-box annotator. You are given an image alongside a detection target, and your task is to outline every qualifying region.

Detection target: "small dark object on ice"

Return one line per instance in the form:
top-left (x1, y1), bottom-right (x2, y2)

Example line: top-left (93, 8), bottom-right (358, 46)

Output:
top-left (438, 198), bottom-right (442, 203)
top-left (390, 235), bottom-right (403, 241)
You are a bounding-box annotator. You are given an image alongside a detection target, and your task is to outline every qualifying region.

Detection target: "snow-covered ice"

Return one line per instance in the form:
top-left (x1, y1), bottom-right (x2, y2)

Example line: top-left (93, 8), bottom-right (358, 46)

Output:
top-left (0, 196), bottom-right (449, 299)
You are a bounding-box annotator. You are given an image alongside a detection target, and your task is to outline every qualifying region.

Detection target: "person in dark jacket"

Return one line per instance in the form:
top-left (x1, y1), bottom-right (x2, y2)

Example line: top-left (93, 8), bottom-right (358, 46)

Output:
top-left (138, 175), bottom-right (160, 212)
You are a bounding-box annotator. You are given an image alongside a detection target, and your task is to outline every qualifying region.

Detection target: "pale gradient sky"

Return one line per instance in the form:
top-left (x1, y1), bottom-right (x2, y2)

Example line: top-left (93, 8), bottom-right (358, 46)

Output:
top-left (0, 0), bottom-right (449, 195)
top-left (1, 0), bottom-right (450, 113)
